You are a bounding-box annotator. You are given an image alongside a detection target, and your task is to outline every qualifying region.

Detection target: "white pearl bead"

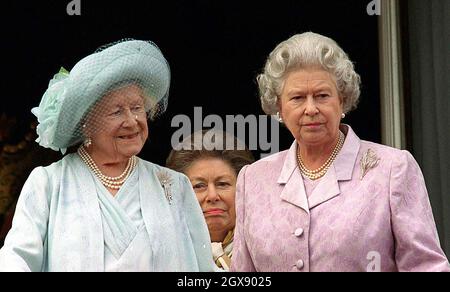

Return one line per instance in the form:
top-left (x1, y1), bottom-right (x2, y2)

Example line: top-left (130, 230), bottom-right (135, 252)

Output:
top-left (77, 146), bottom-right (136, 189)
top-left (298, 131), bottom-right (345, 180)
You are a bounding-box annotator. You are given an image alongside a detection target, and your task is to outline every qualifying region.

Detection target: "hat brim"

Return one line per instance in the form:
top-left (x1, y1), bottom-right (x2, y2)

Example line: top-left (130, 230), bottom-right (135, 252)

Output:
top-left (53, 52), bottom-right (170, 149)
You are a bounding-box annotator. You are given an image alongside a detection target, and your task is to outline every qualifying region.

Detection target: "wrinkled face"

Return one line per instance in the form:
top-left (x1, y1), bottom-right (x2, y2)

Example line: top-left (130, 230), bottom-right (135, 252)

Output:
top-left (185, 158), bottom-right (237, 236)
top-left (86, 84), bottom-right (148, 161)
top-left (279, 68), bottom-right (343, 147)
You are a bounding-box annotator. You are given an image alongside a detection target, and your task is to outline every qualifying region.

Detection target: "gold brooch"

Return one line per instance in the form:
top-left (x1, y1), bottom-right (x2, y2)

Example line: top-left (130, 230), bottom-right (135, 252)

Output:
top-left (157, 170), bottom-right (173, 205)
top-left (360, 149), bottom-right (380, 180)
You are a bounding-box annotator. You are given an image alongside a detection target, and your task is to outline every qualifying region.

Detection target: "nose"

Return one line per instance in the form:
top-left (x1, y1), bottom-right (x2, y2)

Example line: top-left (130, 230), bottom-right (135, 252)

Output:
top-left (122, 109), bottom-right (138, 126)
top-left (304, 96), bottom-right (319, 116)
top-left (206, 184), bottom-right (220, 203)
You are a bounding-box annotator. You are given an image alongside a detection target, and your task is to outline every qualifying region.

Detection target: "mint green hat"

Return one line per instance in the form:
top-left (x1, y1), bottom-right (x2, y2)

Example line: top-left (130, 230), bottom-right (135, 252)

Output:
top-left (31, 39), bottom-right (170, 153)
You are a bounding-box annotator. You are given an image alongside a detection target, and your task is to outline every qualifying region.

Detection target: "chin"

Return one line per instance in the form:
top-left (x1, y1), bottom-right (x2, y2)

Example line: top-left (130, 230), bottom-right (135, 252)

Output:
top-left (302, 128), bottom-right (326, 137)
top-left (209, 218), bottom-right (232, 230)
top-left (119, 145), bottom-right (143, 157)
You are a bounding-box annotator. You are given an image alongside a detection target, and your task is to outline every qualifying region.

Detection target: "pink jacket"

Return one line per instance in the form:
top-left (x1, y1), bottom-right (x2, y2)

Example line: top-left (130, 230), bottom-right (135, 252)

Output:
top-left (231, 125), bottom-right (449, 272)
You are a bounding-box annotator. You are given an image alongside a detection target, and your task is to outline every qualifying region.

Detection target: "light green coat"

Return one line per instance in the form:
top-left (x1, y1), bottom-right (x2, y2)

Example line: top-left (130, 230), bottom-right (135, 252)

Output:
top-left (0, 154), bottom-right (215, 272)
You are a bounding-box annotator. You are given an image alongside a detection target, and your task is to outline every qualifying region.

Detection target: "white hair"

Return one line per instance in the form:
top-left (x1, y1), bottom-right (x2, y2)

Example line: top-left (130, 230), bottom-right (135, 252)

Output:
top-left (257, 32), bottom-right (361, 115)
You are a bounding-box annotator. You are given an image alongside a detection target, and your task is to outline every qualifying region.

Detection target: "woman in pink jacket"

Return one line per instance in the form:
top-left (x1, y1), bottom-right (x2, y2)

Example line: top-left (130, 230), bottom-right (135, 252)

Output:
top-left (231, 32), bottom-right (450, 272)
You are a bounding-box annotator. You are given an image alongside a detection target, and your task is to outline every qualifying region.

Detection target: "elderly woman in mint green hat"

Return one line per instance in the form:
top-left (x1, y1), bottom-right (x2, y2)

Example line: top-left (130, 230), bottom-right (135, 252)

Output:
top-left (0, 39), bottom-right (215, 272)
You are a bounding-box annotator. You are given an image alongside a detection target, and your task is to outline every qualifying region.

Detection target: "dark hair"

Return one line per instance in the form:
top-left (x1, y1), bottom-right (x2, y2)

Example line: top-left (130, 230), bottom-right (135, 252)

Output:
top-left (166, 130), bottom-right (255, 176)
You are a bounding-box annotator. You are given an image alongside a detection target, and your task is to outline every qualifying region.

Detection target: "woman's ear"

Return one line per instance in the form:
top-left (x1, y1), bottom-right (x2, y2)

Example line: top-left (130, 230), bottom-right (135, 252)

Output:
top-left (275, 98), bottom-right (284, 124)
top-left (81, 119), bottom-right (92, 137)
top-left (276, 97), bottom-right (282, 114)
top-left (339, 95), bottom-right (345, 107)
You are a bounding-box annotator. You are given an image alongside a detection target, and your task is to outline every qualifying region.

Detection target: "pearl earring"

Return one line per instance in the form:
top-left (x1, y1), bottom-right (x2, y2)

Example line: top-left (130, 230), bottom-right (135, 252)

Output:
top-left (276, 112), bottom-right (283, 123)
top-left (84, 138), bottom-right (92, 147)
top-left (341, 113), bottom-right (346, 119)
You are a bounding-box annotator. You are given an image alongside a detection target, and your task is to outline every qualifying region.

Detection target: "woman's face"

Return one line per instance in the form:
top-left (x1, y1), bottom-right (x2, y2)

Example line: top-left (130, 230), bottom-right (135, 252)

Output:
top-left (278, 68), bottom-right (343, 147)
top-left (185, 158), bottom-right (237, 239)
top-left (86, 84), bottom-right (148, 161)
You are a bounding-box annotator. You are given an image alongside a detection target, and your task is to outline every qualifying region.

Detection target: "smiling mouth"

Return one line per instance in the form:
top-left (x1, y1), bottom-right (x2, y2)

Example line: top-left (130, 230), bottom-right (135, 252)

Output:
top-left (118, 133), bottom-right (139, 139)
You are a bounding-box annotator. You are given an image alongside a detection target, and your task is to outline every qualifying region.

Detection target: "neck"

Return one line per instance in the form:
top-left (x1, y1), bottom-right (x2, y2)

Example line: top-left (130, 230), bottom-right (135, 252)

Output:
top-left (210, 229), bottom-right (228, 243)
top-left (85, 146), bottom-right (130, 177)
top-left (298, 134), bottom-right (340, 170)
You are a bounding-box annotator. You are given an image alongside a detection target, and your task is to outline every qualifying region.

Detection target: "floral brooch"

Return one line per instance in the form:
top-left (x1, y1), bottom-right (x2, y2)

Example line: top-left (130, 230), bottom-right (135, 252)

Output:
top-left (360, 149), bottom-right (380, 180)
top-left (157, 170), bottom-right (173, 205)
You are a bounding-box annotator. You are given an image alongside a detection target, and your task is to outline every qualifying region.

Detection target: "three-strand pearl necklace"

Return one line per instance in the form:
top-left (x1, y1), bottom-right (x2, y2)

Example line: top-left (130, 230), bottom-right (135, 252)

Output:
top-left (297, 131), bottom-right (345, 180)
top-left (78, 146), bottom-right (137, 189)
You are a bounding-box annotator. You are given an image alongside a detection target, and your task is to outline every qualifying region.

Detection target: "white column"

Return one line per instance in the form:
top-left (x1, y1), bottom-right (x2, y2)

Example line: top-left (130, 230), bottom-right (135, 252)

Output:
top-left (378, 0), bottom-right (406, 149)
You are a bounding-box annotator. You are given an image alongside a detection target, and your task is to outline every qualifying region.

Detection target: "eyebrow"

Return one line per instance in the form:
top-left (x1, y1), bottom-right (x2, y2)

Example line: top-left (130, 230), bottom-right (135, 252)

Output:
top-left (215, 175), bottom-right (235, 181)
top-left (314, 85), bottom-right (333, 91)
top-left (286, 85), bottom-right (333, 95)
top-left (107, 98), bottom-right (144, 108)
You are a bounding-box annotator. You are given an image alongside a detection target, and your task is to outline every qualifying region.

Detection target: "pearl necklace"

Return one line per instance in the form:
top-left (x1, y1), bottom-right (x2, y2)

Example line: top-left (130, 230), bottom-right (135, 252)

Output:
top-left (297, 131), bottom-right (345, 180)
top-left (78, 146), bottom-right (137, 189)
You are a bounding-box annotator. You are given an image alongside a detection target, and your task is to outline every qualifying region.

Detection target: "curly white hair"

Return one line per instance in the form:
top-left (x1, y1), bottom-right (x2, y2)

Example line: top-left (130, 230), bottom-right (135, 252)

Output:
top-left (257, 32), bottom-right (361, 116)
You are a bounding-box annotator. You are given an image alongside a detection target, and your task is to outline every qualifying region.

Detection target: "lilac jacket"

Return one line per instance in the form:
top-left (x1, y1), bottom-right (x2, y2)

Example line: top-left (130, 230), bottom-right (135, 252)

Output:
top-left (231, 125), bottom-right (449, 272)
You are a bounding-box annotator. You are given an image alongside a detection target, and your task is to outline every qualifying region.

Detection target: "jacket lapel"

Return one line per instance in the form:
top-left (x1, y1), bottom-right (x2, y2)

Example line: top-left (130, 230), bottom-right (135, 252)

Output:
top-left (308, 125), bottom-right (361, 209)
top-left (307, 165), bottom-right (341, 209)
top-left (70, 155), bottom-right (104, 271)
top-left (277, 125), bottom-right (361, 211)
top-left (138, 160), bottom-right (182, 271)
top-left (277, 141), bottom-right (309, 213)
